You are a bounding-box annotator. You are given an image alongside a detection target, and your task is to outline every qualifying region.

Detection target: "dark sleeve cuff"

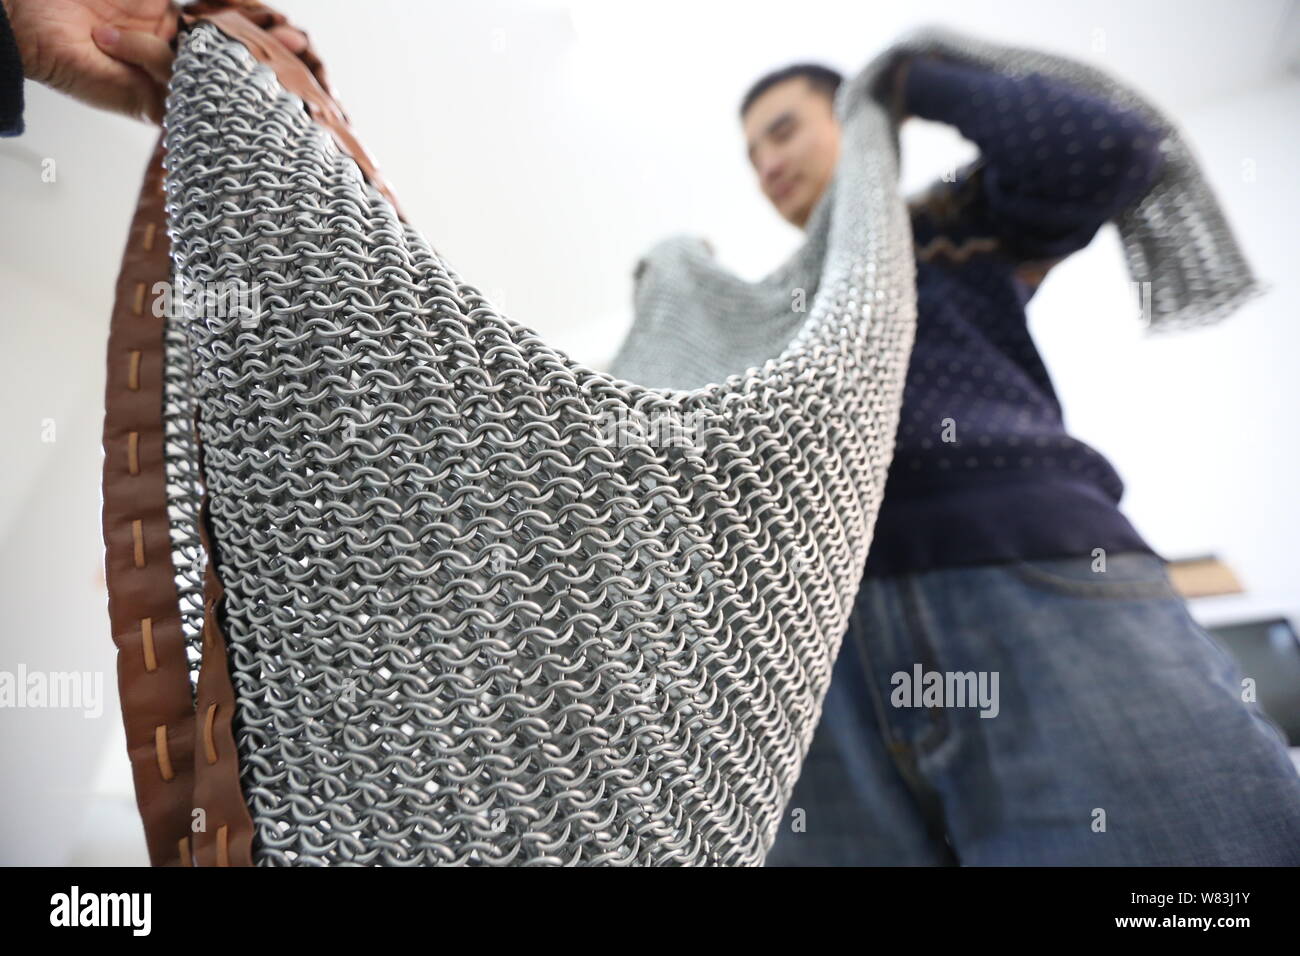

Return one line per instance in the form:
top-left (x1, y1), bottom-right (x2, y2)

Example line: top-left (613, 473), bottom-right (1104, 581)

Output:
top-left (0, 0), bottom-right (25, 136)
top-left (898, 54), bottom-right (982, 128)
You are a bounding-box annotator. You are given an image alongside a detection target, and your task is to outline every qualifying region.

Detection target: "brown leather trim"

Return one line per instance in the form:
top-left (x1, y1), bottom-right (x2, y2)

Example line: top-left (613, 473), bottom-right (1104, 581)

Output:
top-left (181, 1), bottom-right (333, 91)
top-left (181, 4), bottom-right (404, 217)
top-left (101, 138), bottom-right (196, 866)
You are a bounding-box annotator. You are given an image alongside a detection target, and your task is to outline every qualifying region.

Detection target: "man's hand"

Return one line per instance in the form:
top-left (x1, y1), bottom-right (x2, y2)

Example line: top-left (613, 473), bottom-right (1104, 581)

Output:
top-left (2, 0), bottom-right (309, 125)
top-left (5, 0), bottom-right (178, 123)
top-left (870, 53), bottom-right (925, 127)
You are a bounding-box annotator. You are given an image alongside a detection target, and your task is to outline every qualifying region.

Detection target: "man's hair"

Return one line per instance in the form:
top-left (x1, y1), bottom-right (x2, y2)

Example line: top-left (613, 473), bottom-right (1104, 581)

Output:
top-left (738, 63), bottom-right (844, 119)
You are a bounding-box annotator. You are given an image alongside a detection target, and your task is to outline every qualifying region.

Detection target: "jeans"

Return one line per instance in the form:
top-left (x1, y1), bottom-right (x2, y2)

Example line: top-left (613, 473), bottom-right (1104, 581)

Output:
top-left (765, 552), bottom-right (1300, 865)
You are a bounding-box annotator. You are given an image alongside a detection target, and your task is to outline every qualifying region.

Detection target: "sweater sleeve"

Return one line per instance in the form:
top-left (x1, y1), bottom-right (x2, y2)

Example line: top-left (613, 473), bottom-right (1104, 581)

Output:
top-left (1, 0), bottom-right (24, 137)
top-left (900, 54), bottom-right (1165, 261)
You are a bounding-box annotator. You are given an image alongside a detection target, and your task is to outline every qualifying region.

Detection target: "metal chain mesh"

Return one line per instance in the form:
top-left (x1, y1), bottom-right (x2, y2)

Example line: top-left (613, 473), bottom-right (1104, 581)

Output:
top-left (157, 21), bottom-right (1257, 865)
top-left (161, 307), bottom-right (208, 697)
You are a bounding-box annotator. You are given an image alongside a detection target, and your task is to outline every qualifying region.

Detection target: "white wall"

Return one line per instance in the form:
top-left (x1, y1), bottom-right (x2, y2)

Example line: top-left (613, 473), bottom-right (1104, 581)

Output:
top-left (0, 0), bottom-right (1295, 864)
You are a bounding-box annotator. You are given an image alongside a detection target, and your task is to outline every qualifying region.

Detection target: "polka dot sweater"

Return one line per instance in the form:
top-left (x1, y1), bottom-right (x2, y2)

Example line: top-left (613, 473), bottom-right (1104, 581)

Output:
top-left (863, 54), bottom-right (1167, 576)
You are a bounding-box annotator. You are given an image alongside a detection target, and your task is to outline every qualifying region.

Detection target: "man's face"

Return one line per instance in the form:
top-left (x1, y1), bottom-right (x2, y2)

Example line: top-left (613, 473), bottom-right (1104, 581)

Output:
top-left (743, 77), bottom-right (841, 230)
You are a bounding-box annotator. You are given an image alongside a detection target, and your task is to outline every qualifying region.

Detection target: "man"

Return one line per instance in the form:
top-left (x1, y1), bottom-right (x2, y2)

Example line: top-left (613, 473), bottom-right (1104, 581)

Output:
top-left (741, 56), bottom-right (1300, 865)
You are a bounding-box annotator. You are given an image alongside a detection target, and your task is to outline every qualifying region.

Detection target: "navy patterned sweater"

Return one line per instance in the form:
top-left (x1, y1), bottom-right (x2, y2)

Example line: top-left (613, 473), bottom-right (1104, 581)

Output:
top-left (862, 54), bottom-right (1167, 576)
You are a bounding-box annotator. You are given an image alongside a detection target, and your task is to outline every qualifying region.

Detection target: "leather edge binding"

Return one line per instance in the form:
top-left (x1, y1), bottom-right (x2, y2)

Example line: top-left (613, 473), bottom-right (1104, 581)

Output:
top-left (100, 138), bottom-right (197, 866)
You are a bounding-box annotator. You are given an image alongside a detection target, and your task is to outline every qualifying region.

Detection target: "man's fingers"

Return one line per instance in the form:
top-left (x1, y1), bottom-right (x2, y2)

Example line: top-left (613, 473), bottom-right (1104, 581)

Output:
top-left (138, 80), bottom-right (166, 125)
top-left (92, 25), bottom-right (174, 87)
top-left (105, 67), bottom-right (166, 125)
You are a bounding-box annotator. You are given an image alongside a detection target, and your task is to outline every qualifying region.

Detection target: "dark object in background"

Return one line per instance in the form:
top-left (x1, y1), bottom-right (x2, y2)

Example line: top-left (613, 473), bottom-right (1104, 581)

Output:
top-left (1207, 617), bottom-right (1300, 745)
